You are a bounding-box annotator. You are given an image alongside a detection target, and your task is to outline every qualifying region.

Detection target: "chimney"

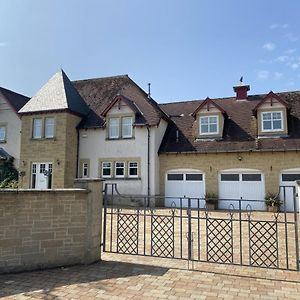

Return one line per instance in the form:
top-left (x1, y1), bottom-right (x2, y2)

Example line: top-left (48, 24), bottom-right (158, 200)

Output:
top-left (233, 76), bottom-right (250, 100)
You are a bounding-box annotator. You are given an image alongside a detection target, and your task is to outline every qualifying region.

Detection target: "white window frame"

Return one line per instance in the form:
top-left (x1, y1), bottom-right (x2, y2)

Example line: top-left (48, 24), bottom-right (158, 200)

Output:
top-left (31, 163), bottom-right (37, 188)
top-left (261, 111), bottom-right (283, 132)
top-left (122, 117), bottom-right (133, 138)
top-left (0, 125), bottom-right (6, 142)
top-left (199, 115), bottom-right (219, 135)
top-left (45, 117), bottom-right (55, 138)
top-left (82, 163), bottom-right (89, 178)
top-left (108, 118), bottom-right (120, 139)
top-left (115, 161), bottom-right (125, 178)
top-left (33, 118), bottom-right (43, 139)
top-left (102, 162), bottom-right (112, 178)
top-left (128, 161), bottom-right (138, 178)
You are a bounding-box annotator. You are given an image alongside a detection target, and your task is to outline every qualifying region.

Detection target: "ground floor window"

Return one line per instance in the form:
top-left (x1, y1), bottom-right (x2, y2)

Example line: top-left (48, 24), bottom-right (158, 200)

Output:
top-left (99, 159), bottom-right (140, 179)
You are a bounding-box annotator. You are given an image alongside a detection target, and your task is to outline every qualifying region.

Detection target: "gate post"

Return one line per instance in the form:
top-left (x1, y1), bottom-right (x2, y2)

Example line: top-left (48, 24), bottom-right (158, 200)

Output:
top-left (296, 181), bottom-right (300, 270)
top-left (74, 178), bottom-right (104, 263)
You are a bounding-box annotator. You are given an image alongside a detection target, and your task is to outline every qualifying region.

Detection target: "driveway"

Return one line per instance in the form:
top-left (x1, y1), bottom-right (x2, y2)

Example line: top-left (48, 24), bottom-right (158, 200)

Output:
top-left (1, 252), bottom-right (300, 299)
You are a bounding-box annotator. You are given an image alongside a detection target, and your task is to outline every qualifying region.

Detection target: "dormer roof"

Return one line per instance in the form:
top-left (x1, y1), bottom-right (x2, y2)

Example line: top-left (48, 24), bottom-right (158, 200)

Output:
top-left (19, 70), bottom-right (89, 116)
top-left (253, 91), bottom-right (290, 114)
top-left (101, 94), bottom-right (142, 117)
top-left (191, 97), bottom-right (226, 118)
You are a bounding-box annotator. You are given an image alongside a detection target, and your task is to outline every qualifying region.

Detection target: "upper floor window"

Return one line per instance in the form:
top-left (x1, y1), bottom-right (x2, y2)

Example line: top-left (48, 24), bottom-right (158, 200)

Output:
top-left (45, 117), bottom-right (55, 138)
top-left (109, 118), bottom-right (120, 139)
top-left (0, 125), bottom-right (6, 142)
top-left (33, 118), bottom-right (43, 139)
top-left (33, 117), bottom-right (55, 139)
top-left (199, 115), bottom-right (218, 135)
top-left (122, 117), bottom-right (133, 138)
top-left (261, 111), bottom-right (283, 132)
top-left (108, 116), bottom-right (133, 139)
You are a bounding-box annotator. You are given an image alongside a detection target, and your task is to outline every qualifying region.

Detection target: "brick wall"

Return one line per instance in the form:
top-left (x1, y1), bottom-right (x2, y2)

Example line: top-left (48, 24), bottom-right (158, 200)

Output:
top-left (159, 151), bottom-right (300, 195)
top-left (0, 179), bottom-right (103, 274)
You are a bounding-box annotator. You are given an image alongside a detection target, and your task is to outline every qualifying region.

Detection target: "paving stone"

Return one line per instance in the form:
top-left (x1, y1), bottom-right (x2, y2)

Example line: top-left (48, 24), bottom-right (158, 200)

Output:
top-left (1, 253), bottom-right (300, 299)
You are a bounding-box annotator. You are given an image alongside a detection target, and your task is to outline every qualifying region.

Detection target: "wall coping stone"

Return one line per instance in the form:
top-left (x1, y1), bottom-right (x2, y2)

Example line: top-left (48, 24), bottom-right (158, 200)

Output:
top-left (74, 178), bottom-right (105, 182)
top-left (0, 188), bottom-right (88, 193)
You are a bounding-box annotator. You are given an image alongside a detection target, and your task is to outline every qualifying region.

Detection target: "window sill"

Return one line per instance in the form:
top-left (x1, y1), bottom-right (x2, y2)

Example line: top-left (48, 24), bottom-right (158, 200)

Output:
top-left (30, 137), bottom-right (56, 141)
top-left (105, 137), bottom-right (135, 141)
top-left (103, 177), bottom-right (141, 181)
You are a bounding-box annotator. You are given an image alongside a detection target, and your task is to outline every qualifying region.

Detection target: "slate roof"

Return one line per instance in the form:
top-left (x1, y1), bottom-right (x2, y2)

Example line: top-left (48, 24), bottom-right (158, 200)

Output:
top-left (73, 75), bottom-right (168, 128)
top-left (0, 87), bottom-right (30, 113)
top-left (159, 91), bottom-right (300, 153)
top-left (19, 70), bottom-right (89, 116)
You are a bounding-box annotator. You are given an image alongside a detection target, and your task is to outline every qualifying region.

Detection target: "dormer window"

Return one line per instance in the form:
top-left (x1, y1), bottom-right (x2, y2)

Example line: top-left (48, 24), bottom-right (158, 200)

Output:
top-left (253, 91), bottom-right (289, 136)
top-left (262, 111), bottom-right (283, 132)
top-left (109, 118), bottom-right (120, 139)
top-left (200, 116), bottom-right (219, 135)
top-left (108, 116), bottom-right (133, 139)
top-left (122, 117), bottom-right (133, 138)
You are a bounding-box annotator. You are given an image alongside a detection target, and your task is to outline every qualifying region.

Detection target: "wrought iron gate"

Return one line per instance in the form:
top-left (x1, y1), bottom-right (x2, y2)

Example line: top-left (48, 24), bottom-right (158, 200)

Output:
top-left (102, 184), bottom-right (299, 271)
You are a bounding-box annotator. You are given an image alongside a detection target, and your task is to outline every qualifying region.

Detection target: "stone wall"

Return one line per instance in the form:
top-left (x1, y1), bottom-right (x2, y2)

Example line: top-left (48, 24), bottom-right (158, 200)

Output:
top-left (159, 151), bottom-right (300, 195)
top-left (0, 179), bottom-right (103, 274)
top-left (19, 112), bottom-right (81, 188)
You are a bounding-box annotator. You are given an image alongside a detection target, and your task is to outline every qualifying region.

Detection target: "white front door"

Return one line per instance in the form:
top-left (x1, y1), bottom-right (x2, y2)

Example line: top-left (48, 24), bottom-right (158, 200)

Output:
top-left (280, 171), bottom-right (300, 212)
top-left (165, 170), bottom-right (205, 208)
top-left (31, 163), bottom-right (53, 189)
top-left (219, 171), bottom-right (265, 211)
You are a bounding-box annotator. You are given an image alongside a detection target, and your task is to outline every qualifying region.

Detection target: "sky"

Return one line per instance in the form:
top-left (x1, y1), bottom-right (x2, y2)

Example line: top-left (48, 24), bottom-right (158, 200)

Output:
top-left (0, 0), bottom-right (300, 103)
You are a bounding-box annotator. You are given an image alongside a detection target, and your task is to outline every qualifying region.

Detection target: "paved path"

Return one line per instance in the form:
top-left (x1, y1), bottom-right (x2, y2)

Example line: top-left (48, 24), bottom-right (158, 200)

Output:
top-left (1, 253), bottom-right (300, 299)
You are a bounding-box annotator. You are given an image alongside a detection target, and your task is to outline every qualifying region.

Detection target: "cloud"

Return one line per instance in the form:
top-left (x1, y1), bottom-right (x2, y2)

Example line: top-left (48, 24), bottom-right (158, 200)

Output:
top-left (285, 33), bottom-right (299, 42)
top-left (274, 72), bottom-right (283, 79)
top-left (276, 55), bottom-right (289, 62)
top-left (270, 23), bottom-right (279, 29)
top-left (270, 23), bottom-right (289, 30)
top-left (257, 70), bottom-right (270, 80)
top-left (263, 42), bottom-right (276, 51)
top-left (290, 63), bottom-right (299, 69)
top-left (286, 48), bottom-right (296, 54)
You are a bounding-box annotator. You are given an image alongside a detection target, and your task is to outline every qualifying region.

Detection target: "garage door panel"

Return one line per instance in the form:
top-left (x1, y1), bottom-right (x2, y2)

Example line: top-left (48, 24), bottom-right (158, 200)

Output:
top-left (165, 172), bottom-right (205, 208)
top-left (219, 181), bottom-right (240, 210)
top-left (219, 172), bottom-right (265, 211)
top-left (279, 172), bottom-right (300, 212)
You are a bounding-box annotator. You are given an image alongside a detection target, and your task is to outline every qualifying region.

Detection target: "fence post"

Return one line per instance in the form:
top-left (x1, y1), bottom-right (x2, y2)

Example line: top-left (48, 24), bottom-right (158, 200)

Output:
top-left (295, 182), bottom-right (300, 270)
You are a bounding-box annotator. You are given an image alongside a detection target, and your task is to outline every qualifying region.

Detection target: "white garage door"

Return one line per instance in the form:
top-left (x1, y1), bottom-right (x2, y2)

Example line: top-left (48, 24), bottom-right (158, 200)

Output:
top-left (219, 170), bottom-right (265, 211)
top-left (165, 170), bottom-right (205, 208)
top-left (280, 170), bottom-right (300, 212)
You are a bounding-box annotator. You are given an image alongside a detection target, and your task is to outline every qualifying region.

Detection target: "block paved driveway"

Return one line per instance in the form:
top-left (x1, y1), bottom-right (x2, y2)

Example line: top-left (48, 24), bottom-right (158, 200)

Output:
top-left (2, 252), bottom-right (300, 299)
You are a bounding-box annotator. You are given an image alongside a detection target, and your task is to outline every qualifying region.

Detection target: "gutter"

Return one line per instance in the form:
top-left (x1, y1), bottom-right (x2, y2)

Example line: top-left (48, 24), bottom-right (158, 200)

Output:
top-left (161, 148), bottom-right (300, 155)
top-left (76, 127), bottom-right (80, 178)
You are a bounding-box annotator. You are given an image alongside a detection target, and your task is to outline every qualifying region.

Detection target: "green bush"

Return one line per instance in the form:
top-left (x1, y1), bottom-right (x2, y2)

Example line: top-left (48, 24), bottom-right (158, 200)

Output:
top-left (0, 160), bottom-right (18, 189)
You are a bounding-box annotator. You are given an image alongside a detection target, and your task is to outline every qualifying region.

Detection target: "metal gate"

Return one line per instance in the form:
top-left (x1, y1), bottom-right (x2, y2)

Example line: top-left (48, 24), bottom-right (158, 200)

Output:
top-left (102, 184), bottom-right (299, 271)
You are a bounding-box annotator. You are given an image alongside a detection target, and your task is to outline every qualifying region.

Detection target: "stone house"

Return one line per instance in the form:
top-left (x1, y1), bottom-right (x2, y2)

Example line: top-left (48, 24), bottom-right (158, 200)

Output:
top-left (17, 71), bottom-right (300, 211)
